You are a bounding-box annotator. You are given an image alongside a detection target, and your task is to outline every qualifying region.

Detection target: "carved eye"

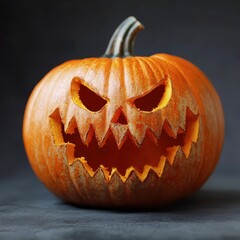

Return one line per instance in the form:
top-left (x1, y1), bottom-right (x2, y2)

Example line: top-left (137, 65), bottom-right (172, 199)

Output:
top-left (134, 85), bottom-right (165, 111)
top-left (71, 77), bottom-right (107, 112)
top-left (133, 79), bottom-right (172, 112)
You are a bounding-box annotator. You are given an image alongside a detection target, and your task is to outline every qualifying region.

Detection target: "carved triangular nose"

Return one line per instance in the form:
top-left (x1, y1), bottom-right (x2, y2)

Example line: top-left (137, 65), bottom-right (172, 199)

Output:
top-left (112, 109), bottom-right (128, 124)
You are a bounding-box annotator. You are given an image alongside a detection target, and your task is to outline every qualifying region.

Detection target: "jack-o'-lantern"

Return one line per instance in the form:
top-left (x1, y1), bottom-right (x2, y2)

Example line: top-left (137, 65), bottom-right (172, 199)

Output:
top-left (23, 17), bottom-right (224, 208)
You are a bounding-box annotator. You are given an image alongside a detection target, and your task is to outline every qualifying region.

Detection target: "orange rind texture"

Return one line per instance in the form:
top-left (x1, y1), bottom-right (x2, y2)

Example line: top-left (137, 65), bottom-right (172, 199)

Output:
top-left (23, 55), bottom-right (224, 208)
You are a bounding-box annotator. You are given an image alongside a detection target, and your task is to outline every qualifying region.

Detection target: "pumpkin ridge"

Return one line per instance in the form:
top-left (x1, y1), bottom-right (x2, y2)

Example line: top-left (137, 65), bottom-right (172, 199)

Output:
top-left (110, 123), bottom-right (129, 149)
top-left (39, 66), bottom-right (75, 199)
top-left (53, 64), bottom-right (76, 122)
top-left (103, 58), bottom-right (113, 97)
top-left (152, 55), bottom-right (199, 116)
top-left (144, 56), bottom-right (165, 80)
top-left (64, 144), bottom-right (90, 204)
top-left (134, 57), bottom-right (157, 89)
top-left (68, 160), bottom-right (91, 204)
top-left (137, 57), bottom-right (165, 88)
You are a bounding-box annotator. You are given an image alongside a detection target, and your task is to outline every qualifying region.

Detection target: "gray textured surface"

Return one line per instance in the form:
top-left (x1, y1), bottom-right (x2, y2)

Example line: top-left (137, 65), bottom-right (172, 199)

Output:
top-left (1, 172), bottom-right (240, 240)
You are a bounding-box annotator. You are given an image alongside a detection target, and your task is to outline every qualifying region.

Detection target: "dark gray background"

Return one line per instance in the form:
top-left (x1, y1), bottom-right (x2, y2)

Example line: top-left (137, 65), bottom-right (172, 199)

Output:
top-left (1, 0), bottom-right (240, 239)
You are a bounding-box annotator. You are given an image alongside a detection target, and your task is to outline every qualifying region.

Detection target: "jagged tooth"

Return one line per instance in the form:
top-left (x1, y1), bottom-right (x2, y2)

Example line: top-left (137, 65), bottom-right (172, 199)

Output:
top-left (91, 107), bottom-right (111, 147)
top-left (154, 123), bottom-right (163, 140)
top-left (84, 125), bottom-right (95, 146)
top-left (145, 128), bottom-right (158, 146)
top-left (182, 110), bottom-right (200, 158)
top-left (99, 165), bottom-right (110, 182)
top-left (192, 117), bottom-right (200, 143)
top-left (49, 109), bottom-right (64, 145)
top-left (162, 107), bottom-right (181, 136)
top-left (190, 105), bottom-right (199, 116)
top-left (58, 104), bottom-right (68, 123)
top-left (148, 159), bottom-right (168, 179)
top-left (49, 108), bottom-right (63, 124)
top-left (124, 167), bottom-right (136, 183)
top-left (65, 143), bottom-right (75, 165)
top-left (65, 117), bottom-right (77, 134)
top-left (77, 157), bottom-right (95, 177)
top-left (124, 169), bottom-right (140, 184)
top-left (118, 164), bottom-right (166, 184)
top-left (92, 125), bottom-right (109, 147)
top-left (92, 121), bottom-right (110, 148)
top-left (90, 167), bottom-right (114, 206)
top-left (163, 119), bottom-right (178, 138)
top-left (128, 123), bottom-right (147, 147)
top-left (182, 138), bottom-right (193, 158)
top-left (110, 123), bottom-right (129, 149)
top-left (144, 168), bottom-right (159, 182)
top-left (69, 157), bottom-right (95, 206)
top-left (166, 145), bottom-right (180, 165)
top-left (138, 165), bottom-right (153, 182)
top-left (92, 167), bottom-right (108, 183)
top-left (182, 95), bottom-right (199, 118)
top-left (186, 109), bottom-right (200, 143)
top-left (109, 167), bottom-right (136, 183)
top-left (150, 165), bottom-right (159, 176)
top-left (156, 156), bottom-right (167, 177)
top-left (147, 115), bottom-right (164, 140)
top-left (74, 111), bottom-right (92, 145)
top-left (108, 170), bottom-right (125, 206)
top-left (69, 158), bottom-right (111, 206)
top-left (67, 158), bottom-right (90, 204)
top-left (179, 106), bottom-right (187, 131)
top-left (175, 146), bottom-right (186, 162)
top-left (124, 170), bottom-right (142, 203)
top-left (177, 127), bottom-right (185, 134)
top-left (110, 167), bottom-right (122, 181)
top-left (91, 115), bottom-right (111, 147)
top-left (97, 128), bottom-right (111, 148)
top-left (64, 100), bottom-right (77, 133)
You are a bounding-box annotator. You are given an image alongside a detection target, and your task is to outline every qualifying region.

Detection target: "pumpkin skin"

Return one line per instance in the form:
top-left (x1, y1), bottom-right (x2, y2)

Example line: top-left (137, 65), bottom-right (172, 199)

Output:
top-left (23, 17), bottom-right (224, 208)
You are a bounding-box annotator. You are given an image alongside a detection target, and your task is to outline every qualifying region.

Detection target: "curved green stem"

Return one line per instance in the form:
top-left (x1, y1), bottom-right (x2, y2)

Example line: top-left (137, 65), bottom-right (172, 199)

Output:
top-left (103, 16), bottom-right (144, 58)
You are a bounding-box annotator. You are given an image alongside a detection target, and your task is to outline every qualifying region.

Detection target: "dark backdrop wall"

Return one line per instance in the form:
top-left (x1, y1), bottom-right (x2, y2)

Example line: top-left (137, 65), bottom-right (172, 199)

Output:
top-left (1, 0), bottom-right (240, 178)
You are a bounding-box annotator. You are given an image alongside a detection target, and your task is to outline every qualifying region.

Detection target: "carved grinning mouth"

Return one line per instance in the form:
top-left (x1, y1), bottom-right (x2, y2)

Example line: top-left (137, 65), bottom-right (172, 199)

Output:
top-left (49, 108), bottom-right (199, 181)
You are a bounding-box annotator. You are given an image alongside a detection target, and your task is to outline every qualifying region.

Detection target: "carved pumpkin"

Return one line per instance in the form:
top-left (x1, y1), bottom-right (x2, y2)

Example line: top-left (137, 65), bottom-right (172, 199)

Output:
top-left (23, 17), bottom-right (224, 208)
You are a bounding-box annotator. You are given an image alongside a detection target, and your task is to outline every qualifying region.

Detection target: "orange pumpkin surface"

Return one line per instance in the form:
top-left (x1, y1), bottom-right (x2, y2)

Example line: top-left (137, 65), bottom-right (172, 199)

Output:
top-left (23, 17), bottom-right (224, 208)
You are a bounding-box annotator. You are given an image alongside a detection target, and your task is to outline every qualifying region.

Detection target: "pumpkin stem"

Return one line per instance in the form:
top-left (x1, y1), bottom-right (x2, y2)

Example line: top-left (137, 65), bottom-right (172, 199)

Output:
top-left (103, 16), bottom-right (144, 58)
